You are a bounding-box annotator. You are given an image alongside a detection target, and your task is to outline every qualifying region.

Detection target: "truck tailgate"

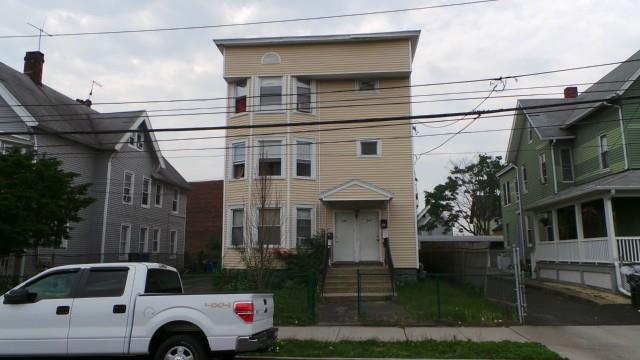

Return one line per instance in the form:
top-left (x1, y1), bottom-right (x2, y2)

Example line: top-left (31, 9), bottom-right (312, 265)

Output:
top-left (251, 293), bottom-right (274, 332)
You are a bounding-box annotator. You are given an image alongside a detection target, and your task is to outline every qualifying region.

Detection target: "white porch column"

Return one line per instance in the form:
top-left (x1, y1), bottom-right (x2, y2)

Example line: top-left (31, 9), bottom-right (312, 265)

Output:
top-left (575, 203), bottom-right (585, 262)
top-left (604, 196), bottom-right (620, 263)
top-left (552, 209), bottom-right (560, 262)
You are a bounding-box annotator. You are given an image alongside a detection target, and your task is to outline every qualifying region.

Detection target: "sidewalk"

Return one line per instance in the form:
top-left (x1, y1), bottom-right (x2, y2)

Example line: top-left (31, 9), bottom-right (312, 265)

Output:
top-left (278, 325), bottom-right (640, 360)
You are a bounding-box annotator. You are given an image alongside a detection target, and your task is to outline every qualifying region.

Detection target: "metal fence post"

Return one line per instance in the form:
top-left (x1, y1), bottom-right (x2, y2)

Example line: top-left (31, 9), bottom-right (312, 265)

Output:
top-left (435, 275), bottom-right (442, 321)
top-left (357, 270), bottom-right (361, 317)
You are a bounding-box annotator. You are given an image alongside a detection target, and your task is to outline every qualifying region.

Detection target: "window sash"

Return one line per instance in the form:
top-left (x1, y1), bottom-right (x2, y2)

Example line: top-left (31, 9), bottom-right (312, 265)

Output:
top-left (296, 79), bottom-right (312, 112)
top-left (231, 209), bottom-right (244, 246)
top-left (232, 142), bottom-right (246, 179)
top-left (169, 231), bottom-right (177, 254)
top-left (123, 172), bottom-right (133, 203)
top-left (155, 183), bottom-right (163, 206)
top-left (135, 133), bottom-right (144, 150)
top-left (296, 141), bottom-right (312, 177)
top-left (172, 189), bottom-right (179, 212)
top-left (258, 140), bottom-right (283, 176)
top-left (560, 148), bottom-right (574, 181)
top-left (258, 209), bottom-right (280, 245)
top-left (357, 79), bottom-right (377, 91)
top-left (539, 154), bottom-right (547, 183)
top-left (259, 77), bottom-right (282, 108)
top-left (521, 166), bottom-right (528, 192)
top-left (599, 135), bottom-right (609, 169)
top-left (139, 227), bottom-right (148, 253)
top-left (120, 225), bottom-right (131, 255)
top-left (142, 178), bottom-right (151, 206)
top-left (296, 208), bottom-right (312, 246)
top-left (152, 229), bottom-right (160, 253)
top-left (360, 140), bottom-right (379, 156)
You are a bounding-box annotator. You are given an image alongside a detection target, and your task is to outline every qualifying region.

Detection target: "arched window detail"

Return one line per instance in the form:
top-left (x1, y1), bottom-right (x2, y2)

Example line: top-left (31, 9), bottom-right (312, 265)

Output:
top-left (261, 52), bottom-right (281, 65)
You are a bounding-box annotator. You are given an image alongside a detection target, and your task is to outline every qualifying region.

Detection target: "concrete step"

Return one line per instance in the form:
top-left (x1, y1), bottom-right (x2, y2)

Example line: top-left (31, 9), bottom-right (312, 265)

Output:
top-left (324, 285), bottom-right (392, 293)
top-left (324, 278), bottom-right (391, 286)
top-left (327, 269), bottom-right (389, 276)
top-left (322, 292), bottom-right (393, 301)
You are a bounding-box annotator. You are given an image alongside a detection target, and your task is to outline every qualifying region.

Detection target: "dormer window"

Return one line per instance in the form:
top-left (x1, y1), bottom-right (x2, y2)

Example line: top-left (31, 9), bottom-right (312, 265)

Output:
top-left (135, 133), bottom-right (144, 150)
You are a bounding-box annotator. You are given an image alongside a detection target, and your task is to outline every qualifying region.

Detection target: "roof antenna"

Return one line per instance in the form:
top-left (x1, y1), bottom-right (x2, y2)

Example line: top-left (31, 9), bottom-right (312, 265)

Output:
top-left (26, 21), bottom-right (52, 52)
top-left (88, 80), bottom-right (103, 100)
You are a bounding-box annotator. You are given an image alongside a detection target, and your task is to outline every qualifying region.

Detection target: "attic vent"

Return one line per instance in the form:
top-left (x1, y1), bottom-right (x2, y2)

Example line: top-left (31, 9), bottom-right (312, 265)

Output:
top-left (261, 52), bottom-right (281, 65)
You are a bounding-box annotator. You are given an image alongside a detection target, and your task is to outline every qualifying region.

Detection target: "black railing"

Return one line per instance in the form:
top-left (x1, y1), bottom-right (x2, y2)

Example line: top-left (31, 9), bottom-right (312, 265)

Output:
top-left (319, 234), bottom-right (332, 295)
top-left (383, 238), bottom-right (395, 294)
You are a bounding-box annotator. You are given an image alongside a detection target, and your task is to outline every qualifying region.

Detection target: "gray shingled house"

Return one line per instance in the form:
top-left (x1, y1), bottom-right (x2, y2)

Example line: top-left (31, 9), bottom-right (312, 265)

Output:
top-left (0, 51), bottom-right (190, 278)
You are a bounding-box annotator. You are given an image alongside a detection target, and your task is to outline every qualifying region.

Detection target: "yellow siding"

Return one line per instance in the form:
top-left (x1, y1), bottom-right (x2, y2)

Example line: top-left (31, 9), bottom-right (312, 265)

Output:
top-left (224, 40), bottom-right (411, 77)
top-left (222, 40), bottom-right (417, 270)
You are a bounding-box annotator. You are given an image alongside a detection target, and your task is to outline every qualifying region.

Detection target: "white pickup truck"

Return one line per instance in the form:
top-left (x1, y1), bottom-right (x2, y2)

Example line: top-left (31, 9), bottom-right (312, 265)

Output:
top-left (0, 263), bottom-right (276, 359)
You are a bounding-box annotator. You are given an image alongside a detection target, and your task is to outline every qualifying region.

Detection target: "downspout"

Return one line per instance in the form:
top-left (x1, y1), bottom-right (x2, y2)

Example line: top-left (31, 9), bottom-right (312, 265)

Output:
top-left (615, 104), bottom-right (629, 170)
top-left (550, 140), bottom-right (558, 194)
top-left (100, 152), bottom-right (116, 262)
top-left (514, 165), bottom-right (526, 264)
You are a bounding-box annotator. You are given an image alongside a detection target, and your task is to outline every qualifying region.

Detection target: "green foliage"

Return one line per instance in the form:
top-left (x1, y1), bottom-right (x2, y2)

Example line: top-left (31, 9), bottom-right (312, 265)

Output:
top-left (263, 340), bottom-right (562, 360)
top-left (275, 233), bottom-right (326, 276)
top-left (0, 150), bottom-right (95, 255)
top-left (422, 154), bottom-right (503, 235)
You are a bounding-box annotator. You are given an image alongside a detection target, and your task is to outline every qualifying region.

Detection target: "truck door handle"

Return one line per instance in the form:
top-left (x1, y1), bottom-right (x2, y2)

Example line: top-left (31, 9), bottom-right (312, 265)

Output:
top-left (56, 306), bottom-right (70, 315)
top-left (113, 304), bottom-right (127, 314)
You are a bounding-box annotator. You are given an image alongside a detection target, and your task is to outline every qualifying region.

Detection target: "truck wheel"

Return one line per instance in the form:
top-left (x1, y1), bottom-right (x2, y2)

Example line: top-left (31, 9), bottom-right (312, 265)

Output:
top-left (154, 334), bottom-right (208, 360)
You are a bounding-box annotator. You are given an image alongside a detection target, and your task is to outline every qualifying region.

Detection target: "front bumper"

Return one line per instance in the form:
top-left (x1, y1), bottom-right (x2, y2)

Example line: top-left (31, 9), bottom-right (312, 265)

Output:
top-left (236, 328), bottom-right (278, 353)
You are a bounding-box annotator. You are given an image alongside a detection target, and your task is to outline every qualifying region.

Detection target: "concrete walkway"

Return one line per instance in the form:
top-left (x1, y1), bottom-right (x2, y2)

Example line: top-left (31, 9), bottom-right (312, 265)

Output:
top-left (278, 325), bottom-right (640, 360)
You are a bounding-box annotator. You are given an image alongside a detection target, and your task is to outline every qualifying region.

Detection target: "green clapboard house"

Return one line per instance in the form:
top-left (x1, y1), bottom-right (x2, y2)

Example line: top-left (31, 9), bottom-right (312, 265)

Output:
top-left (498, 49), bottom-right (640, 295)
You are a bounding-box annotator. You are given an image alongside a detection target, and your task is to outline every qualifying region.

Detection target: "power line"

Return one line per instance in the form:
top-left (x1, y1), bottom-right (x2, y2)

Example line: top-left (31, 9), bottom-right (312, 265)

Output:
top-left (0, 86), bottom-right (628, 123)
top-left (0, 1), bottom-right (496, 39)
top-left (3, 94), bottom-right (638, 137)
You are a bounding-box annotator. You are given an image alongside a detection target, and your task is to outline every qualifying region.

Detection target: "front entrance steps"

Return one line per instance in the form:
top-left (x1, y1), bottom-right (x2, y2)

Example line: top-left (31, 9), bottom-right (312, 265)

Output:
top-left (322, 264), bottom-right (394, 300)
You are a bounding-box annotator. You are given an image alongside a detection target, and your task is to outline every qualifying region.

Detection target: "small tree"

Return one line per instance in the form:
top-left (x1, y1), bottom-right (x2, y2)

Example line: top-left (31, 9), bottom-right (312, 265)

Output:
top-left (0, 149), bottom-right (95, 256)
top-left (236, 158), bottom-right (285, 290)
top-left (422, 154), bottom-right (503, 235)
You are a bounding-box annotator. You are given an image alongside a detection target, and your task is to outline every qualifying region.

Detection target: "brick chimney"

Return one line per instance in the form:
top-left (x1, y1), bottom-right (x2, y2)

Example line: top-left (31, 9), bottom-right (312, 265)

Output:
top-left (23, 51), bottom-right (45, 85)
top-left (564, 86), bottom-right (578, 99)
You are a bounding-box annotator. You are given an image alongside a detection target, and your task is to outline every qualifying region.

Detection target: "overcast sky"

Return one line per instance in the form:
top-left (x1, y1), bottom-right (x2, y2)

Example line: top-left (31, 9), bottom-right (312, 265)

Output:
top-left (1, 0), bottom-right (639, 209)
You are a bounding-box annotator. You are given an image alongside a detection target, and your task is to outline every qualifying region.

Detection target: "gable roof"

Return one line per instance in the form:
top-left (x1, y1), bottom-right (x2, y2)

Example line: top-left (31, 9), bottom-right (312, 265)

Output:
top-left (320, 179), bottom-right (393, 201)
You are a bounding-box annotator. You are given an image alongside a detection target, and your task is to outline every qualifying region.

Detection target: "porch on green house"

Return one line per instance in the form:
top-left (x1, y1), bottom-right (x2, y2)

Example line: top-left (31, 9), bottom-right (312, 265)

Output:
top-left (525, 171), bottom-right (640, 295)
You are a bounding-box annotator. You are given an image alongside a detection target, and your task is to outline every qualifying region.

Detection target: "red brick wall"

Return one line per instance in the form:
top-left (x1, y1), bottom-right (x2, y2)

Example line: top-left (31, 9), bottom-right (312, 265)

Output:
top-left (185, 180), bottom-right (224, 268)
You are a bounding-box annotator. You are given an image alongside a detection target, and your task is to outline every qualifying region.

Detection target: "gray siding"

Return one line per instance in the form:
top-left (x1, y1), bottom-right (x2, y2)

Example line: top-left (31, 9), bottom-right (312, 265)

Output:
top-left (0, 95), bottom-right (29, 134)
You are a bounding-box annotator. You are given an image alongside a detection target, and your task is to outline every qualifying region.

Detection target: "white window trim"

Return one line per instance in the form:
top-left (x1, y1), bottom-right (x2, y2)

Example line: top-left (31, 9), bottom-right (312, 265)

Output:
top-left (255, 206), bottom-right (283, 247)
top-left (293, 205), bottom-right (316, 248)
top-left (171, 188), bottom-right (180, 214)
top-left (135, 132), bottom-right (144, 151)
top-left (254, 137), bottom-right (286, 179)
top-left (521, 166), bottom-right (528, 193)
top-left (261, 52), bottom-right (281, 65)
top-left (356, 139), bottom-right (382, 158)
top-left (538, 153), bottom-right (547, 184)
top-left (293, 138), bottom-right (316, 179)
top-left (598, 133), bottom-right (609, 170)
top-left (119, 223), bottom-right (132, 260)
top-left (127, 133), bottom-right (137, 150)
top-left (123, 170), bottom-right (134, 205)
top-left (141, 177), bottom-right (151, 208)
top-left (255, 76), bottom-right (285, 112)
top-left (139, 226), bottom-right (149, 253)
top-left (355, 79), bottom-right (379, 93)
top-left (151, 227), bottom-right (161, 254)
top-left (292, 77), bottom-right (316, 115)
top-left (229, 139), bottom-right (247, 181)
top-left (229, 78), bottom-right (251, 119)
top-left (527, 122), bottom-right (533, 144)
top-left (169, 229), bottom-right (178, 258)
top-left (559, 147), bottom-right (575, 182)
top-left (227, 205), bottom-right (245, 248)
top-left (154, 183), bottom-right (163, 208)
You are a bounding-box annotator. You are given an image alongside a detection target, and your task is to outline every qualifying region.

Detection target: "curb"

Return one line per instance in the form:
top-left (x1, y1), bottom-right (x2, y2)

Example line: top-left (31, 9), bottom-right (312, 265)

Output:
top-left (239, 357), bottom-right (473, 360)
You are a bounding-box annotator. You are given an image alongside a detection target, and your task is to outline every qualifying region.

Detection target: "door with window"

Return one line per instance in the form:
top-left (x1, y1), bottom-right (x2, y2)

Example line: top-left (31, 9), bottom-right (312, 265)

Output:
top-left (67, 266), bottom-right (134, 355)
top-left (334, 211), bottom-right (356, 262)
top-left (358, 210), bottom-right (380, 262)
top-left (0, 269), bottom-right (80, 356)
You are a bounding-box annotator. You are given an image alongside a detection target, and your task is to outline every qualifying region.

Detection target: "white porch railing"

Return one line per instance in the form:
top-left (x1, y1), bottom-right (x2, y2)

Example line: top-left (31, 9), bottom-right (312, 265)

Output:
top-left (535, 238), bottom-right (611, 263)
top-left (617, 237), bottom-right (640, 263)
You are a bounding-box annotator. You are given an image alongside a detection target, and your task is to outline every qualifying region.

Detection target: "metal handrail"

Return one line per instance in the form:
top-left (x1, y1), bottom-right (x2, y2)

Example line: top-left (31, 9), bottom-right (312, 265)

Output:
top-left (319, 234), bottom-right (332, 295)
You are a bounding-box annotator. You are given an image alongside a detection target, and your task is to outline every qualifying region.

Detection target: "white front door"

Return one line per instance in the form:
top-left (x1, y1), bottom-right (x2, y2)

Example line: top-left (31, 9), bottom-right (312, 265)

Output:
top-left (358, 210), bottom-right (380, 262)
top-left (334, 211), bottom-right (356, 262)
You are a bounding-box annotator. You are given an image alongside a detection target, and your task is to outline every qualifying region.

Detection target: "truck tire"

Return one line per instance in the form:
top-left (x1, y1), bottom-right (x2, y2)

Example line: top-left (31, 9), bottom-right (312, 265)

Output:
top-left (154, 334), bottom-right (208, 360)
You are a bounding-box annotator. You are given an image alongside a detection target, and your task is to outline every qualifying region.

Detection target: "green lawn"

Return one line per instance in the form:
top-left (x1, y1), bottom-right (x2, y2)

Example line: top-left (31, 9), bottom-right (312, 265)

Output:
top-left (397, 278), bottom-right (517, 325)
top-left (256, 340), bottom-right (562, 360)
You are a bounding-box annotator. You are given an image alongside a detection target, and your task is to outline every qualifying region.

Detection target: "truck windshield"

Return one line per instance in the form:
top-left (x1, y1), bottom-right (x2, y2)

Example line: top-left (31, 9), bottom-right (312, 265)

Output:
top-left (145, 269), bottom-right (183, 294)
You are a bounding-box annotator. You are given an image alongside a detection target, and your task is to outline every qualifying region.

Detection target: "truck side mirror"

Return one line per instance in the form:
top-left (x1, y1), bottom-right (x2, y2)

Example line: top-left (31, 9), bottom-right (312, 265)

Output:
top-left (3, 288), bottom-right (36, 305)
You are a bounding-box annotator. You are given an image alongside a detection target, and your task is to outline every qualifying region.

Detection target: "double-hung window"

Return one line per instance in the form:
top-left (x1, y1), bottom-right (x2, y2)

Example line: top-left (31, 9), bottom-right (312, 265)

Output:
top-left (258, 208), bottom-right (281, 245)
top-left (119, 224), bottom-right (131, 259)
top-left (123, 171), bottom-right (134, 204)
top-left (521, 166), bottom-right (528, 193)
top-left (258, 77), bottom-right (282, 110)
top-left (296, 78), bottom-right (312, 112)
top-left (560, 148), bottom-right (574, 181)
top-left (139, 227), bottom-right (149, 253)
top-left (295, 140), bottom-right (313, 178)
top-left (172, 188), bottom-right (179, 213)
top-left (258, 140), bottom-right (282, 177)
top-left (234, 79), bottom-right (248, 113)
top-left (155, 183), bottom-right (163, 207)
top-left (538, 153), bottom-right (548, 184)
top-left (296, 207), bottom-right (312, 247)
top-left (169, 230), bottom-right (178, 257)
top-left (231, 141), bottom-right (246, 179)
top-left (135, 133), bottom-right (144, 150)
top-left (527, 122), bottom-right (533, 143)
top-left (231, 208), bottom-right (244, 246)
top-left (151, 228), bottom-right (161, 253)
top-left (599, 134), bottom-right (609, 169)
top-left (502, 182), bottom-right (512, 206)
top-left (142, 177), bottom-right (151, 207)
